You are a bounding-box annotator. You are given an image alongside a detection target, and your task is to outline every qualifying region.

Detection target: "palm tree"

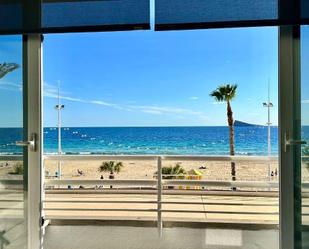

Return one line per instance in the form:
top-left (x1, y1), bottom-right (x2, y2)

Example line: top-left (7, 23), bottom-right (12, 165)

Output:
top-left (210, 84), bottom-right (238, 181)
top-left (99, 161), bottom-right (123, 175)
top-left (0, 63), bottom-right (19, 79)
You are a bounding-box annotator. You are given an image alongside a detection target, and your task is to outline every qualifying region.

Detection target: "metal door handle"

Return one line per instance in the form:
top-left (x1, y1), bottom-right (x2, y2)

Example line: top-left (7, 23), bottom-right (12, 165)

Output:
top-left (284, 133), bottom-right (307, 152)
top-left (16, 133), bottom-right (37, 152)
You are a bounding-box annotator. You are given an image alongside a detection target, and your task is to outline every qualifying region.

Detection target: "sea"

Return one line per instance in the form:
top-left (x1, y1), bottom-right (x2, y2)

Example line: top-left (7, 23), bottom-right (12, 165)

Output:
top-left (0, 126), bottom-right (302, 155)
top-left (0, 126), bottom-right (308, 156)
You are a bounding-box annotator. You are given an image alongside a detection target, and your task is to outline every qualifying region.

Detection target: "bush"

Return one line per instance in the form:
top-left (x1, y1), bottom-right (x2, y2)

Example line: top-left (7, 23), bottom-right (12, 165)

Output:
top-left (159, 163), bottom-right (186, 179)
top-left (9, 162), bottom-right (23, 175)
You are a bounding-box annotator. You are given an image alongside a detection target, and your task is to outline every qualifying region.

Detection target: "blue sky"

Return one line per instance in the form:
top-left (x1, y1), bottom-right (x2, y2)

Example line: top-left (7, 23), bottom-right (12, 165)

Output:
top-left (1, 26), bottom-right (309, 127)
top-left (42, 27), bottom-right (279, 127)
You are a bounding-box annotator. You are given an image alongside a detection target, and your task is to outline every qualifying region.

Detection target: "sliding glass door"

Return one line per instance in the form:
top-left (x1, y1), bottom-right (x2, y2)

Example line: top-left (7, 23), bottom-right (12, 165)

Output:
top-left (280, 25), bottom-right (309, 249)
top-left (0, 34), bottom-right (42, 248)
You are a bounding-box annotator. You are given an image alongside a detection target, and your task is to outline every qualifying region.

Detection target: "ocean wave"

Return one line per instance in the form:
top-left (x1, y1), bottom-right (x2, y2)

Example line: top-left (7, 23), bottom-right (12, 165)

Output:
top-left (79, 152), bottom-right (92, 155)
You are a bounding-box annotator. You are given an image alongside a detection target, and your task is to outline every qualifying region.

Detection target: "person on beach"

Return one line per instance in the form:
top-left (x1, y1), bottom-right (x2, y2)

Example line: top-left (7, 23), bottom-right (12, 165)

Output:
top-left (99, 175), bottom-right (104, 189)
top-left (109, 172), bottom-right (114, 188)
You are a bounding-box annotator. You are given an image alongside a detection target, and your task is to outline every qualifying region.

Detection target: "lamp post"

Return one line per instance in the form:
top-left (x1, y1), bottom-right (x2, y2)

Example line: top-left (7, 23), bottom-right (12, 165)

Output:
top-left (55, 81), bottom-right (64, 179)
top-left (263, 80), bottom-right (273, 184)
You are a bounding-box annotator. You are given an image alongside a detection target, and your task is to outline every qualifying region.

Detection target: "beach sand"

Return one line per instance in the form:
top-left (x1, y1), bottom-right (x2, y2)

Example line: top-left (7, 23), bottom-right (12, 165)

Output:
top-left (2, 159), bottom-right (309, 184)
top-left (43, 159), bottom-right (280, 182)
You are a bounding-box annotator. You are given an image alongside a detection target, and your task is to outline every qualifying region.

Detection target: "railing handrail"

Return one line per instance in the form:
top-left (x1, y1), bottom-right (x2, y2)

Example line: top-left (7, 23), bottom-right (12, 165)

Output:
top-left (45, 179), bottom-right (157, 187)
top-left (42, 154), bottom-right (279, 163)
top-left (0, 155), bottom-right (23, 161)
top-left (44, 179), bottom-right (279, 188)
top-left (1, 154), bottom-right (308, 163)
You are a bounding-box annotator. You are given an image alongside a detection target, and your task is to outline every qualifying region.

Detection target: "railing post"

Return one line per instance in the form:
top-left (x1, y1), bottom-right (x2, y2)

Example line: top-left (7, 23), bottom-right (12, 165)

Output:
top-left (157, 156), bottom-right (162, 237)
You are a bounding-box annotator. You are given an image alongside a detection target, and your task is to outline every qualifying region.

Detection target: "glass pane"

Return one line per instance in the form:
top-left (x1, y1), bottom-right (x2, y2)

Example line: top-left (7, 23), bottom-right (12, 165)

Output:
top-left (0, 35), bottom-right (27, 248)
top-left (43, 27), bottom-right (279, 249)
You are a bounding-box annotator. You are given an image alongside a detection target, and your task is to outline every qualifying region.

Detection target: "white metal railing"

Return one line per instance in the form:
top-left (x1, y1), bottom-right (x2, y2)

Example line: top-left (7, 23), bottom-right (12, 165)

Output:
top-left (43, 179), bottom-right (279, 189)
top-left (3, 155), bottom-right (309, 232)
top-left (43, 154), bottom-right (280, 191)
top-left (42, 154), bottom-right (282, 232)
top-left (0, 155), bottom-right (23, 161)
top-left (43, 154), bottom-right (279, 162)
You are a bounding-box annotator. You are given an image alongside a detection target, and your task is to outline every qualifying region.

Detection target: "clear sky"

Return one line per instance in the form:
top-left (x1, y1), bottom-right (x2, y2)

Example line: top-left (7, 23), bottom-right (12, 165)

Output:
top-left (42, 27), bottom-right (279, 127)
top-left (2, 26), bottom-right (309, 127)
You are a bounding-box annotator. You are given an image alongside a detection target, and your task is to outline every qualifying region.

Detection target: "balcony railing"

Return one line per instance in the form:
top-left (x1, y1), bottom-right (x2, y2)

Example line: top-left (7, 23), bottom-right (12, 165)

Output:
top-left (1, 155), bottom-right (309, 233)
top-left (42, 154), bottom-right (282, 234)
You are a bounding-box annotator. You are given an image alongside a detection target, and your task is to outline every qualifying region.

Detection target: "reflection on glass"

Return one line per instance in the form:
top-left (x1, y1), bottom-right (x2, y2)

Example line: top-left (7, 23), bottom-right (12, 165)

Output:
top-left (0, 35), bottom-right (26, 249)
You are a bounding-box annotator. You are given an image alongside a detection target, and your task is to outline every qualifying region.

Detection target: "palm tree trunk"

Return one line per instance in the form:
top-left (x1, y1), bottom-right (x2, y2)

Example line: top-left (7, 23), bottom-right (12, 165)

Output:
top-left (227, 101), bottom-right (236, 181)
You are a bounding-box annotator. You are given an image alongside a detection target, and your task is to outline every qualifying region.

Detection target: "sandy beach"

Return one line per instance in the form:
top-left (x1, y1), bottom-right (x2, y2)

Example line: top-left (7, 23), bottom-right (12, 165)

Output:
top-left (2, 159), bottom-right (309, 183)
top-left (43, 159), bottom-right (280, 182)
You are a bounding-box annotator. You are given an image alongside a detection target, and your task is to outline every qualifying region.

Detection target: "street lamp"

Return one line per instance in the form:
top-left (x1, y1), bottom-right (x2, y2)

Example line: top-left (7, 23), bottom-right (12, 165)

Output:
top-left (55, 82), bottom-right (64, 179)
top-left (263, 102), bottom-right (273, 158)
top-left (263, 82), bottom-right (273, 184)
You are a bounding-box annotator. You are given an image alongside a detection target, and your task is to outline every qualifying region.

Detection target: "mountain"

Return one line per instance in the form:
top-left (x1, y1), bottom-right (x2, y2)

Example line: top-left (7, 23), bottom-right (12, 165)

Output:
top-left (234, 120), bottom-right (262, 127)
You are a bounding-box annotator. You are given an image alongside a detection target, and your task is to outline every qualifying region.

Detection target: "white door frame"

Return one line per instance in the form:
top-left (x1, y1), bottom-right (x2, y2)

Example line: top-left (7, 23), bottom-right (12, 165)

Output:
top-left (279, 25), bottom-right (302, 249)
top-left (20, 26), bottom-right (304, 249)
top-left (23, 33), bottom-right (43, 249)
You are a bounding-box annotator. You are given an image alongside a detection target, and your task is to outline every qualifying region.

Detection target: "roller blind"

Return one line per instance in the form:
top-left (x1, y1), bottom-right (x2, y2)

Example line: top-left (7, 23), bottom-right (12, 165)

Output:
top-left (0, 0), bottom-right (150, 34)
top-left (0, 0), bottom-right (23, 33)
top-left (155, 0), bottom-right (307, 30)
top-left (302, 0), bottom-right (309, 19)
top-left (42, 0), bottom-right (150, 32)
top-left (0, 0), bottom-right (308, 34)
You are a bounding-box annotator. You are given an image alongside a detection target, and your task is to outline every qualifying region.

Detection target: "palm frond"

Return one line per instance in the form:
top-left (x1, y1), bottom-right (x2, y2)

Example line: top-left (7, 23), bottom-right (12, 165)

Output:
top-left (161, 164), bottom-right (186, 175)
top-left (0, 63), bottom-right (19, 79)
top-left (210, 90), bottom-right (224, 101)
top-left (210, 83), bottom-right (237, 102)
top-left (99, 161), bottom-right (123, 174)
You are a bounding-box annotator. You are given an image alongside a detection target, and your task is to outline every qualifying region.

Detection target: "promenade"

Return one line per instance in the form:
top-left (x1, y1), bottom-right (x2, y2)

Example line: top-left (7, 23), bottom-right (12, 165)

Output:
top-left (43, 190), bottom-right (280, 226)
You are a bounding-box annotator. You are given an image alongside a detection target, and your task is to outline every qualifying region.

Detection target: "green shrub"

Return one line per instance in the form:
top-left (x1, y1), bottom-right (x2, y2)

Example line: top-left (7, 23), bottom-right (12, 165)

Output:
top-left (159, 163), bottom-right (186, 179)
top-left (9, 162), bottom-right (23, 175)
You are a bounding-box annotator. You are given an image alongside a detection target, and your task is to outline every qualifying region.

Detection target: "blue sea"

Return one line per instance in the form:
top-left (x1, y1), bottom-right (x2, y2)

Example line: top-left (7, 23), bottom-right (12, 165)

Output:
top-left (0, 126), bottom-right (308, 156)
